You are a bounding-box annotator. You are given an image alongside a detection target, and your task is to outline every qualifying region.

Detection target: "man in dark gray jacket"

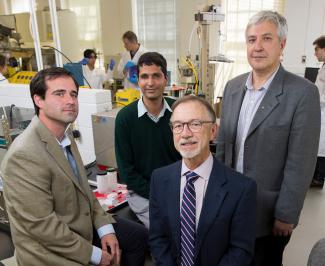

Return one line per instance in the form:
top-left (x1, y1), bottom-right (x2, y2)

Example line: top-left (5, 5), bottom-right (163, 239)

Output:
top-left (216, 10), bottom-right (320, 266)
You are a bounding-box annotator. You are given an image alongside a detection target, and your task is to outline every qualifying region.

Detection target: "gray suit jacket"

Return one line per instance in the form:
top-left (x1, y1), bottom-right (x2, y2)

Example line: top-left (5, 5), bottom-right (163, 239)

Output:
top-left (216, 65), bottom-right (321, 237)
top-left (1, 116), bottom-right (115, 265)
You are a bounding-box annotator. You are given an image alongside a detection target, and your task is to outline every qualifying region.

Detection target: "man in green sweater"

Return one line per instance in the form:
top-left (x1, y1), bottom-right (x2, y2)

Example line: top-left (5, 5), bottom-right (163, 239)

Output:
top-left (115, 52), bottom-right (181, 228)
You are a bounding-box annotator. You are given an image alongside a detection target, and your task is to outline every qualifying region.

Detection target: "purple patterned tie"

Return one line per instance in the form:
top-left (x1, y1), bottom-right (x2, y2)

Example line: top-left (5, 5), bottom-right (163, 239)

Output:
top-left (181, 171), bottom-right (199, 266)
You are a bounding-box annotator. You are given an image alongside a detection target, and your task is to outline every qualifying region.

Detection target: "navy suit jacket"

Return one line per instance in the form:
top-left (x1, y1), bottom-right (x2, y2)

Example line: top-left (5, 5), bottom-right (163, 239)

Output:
top-left (149, 157), bottom-right (257, 266)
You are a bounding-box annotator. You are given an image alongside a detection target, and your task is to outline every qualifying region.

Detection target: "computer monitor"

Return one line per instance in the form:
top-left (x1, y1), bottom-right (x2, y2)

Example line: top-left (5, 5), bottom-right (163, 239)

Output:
top-left (63, 63), bottom-right (84, 86)
top-left (304, 67), bottom-right (319, 83)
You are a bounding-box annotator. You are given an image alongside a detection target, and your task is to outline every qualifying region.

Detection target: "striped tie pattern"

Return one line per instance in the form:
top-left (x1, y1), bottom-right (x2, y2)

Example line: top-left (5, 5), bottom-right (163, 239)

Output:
top-left (181, 171), bottom-right (199, 266)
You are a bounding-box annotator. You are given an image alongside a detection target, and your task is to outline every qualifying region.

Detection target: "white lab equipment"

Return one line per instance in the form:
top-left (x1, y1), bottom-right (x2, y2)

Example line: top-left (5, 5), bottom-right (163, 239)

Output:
top-left (107, 168), bottom-right (117, 192)
top-left (96, 172), bottom-right (109, 194)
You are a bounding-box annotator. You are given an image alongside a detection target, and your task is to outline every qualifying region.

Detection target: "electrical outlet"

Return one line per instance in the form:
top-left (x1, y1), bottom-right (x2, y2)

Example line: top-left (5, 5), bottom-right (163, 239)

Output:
top-left (302, 55), bottom-right (306, 63)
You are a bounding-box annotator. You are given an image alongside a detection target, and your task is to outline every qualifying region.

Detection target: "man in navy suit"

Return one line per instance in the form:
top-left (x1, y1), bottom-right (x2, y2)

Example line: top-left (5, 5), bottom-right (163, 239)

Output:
top-left (149, 95), bottom-right (257, 266)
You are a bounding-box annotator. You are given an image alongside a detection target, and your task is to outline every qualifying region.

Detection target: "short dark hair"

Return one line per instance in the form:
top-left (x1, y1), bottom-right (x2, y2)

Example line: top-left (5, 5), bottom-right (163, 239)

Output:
top-left (0, 55), bottom-right (7, 68)
top-left (313, 36), bottom-right (325, 49)
top-left (171, 95), bottom-right (216, 122)
top-left (137, 52), bottom-right (168, 78)
top-left (122, 31), bottom-right (138, 43)
top-left (83, 49), bottom-right (96, 59)
top-left (30, 67), bottom-right (79, 116)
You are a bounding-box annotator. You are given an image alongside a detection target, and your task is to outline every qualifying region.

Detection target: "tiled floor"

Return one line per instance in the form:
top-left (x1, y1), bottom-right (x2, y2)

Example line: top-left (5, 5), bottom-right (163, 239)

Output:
top-left (283, 187), bottom-right (325, 266)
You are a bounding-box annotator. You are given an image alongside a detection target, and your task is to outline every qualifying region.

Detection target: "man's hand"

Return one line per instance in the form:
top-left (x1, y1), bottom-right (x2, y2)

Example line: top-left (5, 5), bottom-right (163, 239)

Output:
top-left (123, 61), bottom-right (135, 76)
top-left (124, 61), bottom-right (135, 70)
top-left (99, 250), bottom-right (112, 266)
top-left (273, 219), bottom-right (294, 236)
top-left (101, 234), bottom-right (121, 265)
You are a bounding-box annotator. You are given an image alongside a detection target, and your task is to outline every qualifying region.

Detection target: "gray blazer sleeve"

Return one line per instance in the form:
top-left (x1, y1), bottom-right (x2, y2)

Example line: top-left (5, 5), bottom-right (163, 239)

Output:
top-left (275, 81), bottom-right (320, 224)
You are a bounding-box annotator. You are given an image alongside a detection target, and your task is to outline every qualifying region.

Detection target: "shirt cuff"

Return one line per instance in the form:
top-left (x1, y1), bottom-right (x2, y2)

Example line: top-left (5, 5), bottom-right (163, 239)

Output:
top-left (97, 224), bottom-right (115, 239)
top-left (91, 245), bottom-right (102, 265)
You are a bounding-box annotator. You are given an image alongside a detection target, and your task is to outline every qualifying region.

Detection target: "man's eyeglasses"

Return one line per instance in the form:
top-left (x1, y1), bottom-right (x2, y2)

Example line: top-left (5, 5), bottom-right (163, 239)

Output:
top-left (170, 120), bottom-right (214, 134)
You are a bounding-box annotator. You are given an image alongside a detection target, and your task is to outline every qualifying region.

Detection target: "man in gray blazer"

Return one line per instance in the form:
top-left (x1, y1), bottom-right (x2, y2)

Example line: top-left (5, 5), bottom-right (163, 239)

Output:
top-left (216, 10), bottom-right (321, 266)
top-left (1, 67), bottom-right (148, 265)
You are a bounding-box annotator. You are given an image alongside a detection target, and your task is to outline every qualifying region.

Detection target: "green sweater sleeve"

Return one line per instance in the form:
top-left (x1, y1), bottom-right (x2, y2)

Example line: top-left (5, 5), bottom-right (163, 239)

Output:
top-left (115, 109), bottom-right (150, 199)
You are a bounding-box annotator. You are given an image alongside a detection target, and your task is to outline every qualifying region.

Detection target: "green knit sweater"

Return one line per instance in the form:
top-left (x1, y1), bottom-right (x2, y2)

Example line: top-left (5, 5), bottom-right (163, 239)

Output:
top-left (115, 97), bottom-right (181, 199)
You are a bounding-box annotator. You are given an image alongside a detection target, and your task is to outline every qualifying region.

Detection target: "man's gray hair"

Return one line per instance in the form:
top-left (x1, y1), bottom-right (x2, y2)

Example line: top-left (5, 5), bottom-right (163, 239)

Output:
top-left (246, 10), bottom-right (288, 40)
top-left (171, 95), bottom-right (216, 123)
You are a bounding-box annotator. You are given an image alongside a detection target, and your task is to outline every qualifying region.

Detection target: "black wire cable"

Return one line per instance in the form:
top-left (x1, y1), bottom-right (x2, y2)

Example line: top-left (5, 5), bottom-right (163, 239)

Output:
top-left (14, 15), bottom-right (17, 37)
top-left (42, 45), bottom-right (92, 88)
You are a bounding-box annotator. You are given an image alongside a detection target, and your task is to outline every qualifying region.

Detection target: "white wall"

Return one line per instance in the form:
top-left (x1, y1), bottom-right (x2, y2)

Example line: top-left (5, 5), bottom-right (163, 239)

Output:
top-left (283, 0), bottom-right (325, 75)
top-left (2, 0), bottom-right (324, 76)
top-left (178, 0), bottom-right (200, 59)
top-left (99, 0), bottom-right (133, 56)
top-left (178, 0), bottom-right (222, 59)
top-left (99, 0), bottom-right (207, 58)
top-left (0, 1), bottom-right (10, 14)
top-left (102, 0), bottom-right (323, 89)
top-left (99, 0), bottom-right (220, 60)
top-left (0, 0), bottom-right (223, 68)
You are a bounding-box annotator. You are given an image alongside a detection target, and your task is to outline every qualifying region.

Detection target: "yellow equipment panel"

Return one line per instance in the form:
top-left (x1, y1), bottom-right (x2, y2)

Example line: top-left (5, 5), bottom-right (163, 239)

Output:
top-left (8, 71), bottom-right (37, 84)
top-left (116, 88), bottom-right (140, 107)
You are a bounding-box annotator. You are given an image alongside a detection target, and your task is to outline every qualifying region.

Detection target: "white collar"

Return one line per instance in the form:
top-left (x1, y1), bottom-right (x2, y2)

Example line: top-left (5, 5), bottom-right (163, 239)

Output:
top-left (137, 96), bottom-right (172, 118)
top-left (181, 153), bottom-right (214, 181)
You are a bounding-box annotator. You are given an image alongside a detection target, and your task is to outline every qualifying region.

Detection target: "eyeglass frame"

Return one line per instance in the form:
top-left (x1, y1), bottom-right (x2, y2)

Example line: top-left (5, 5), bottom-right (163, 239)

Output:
top-left (169, 119), bottom-right (214, 134)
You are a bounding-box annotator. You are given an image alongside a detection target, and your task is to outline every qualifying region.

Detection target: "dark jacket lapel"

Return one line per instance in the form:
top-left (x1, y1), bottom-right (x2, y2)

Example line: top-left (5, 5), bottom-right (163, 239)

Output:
top-left (229, 84), bottom-right (247, 142)
top-left (166, 161), bottom-right (182, 255)
top-left (195, 158), bottom-right (227, 258)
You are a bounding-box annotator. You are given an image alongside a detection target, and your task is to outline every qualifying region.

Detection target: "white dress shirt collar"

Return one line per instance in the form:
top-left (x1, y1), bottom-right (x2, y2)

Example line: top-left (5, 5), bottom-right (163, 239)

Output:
top-left (137, 96), bottom-right (172, 121)
top-left (245, 65), bottom-right (280, 91)
top-left (57, 133), bottom-right (71, 149)
top-left (181, 153), bottom-right (214, 181)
